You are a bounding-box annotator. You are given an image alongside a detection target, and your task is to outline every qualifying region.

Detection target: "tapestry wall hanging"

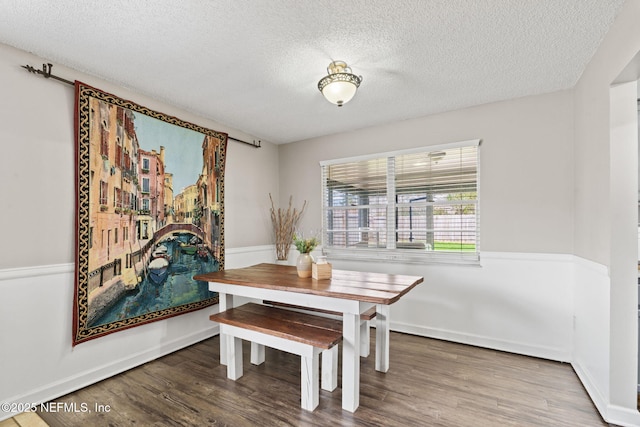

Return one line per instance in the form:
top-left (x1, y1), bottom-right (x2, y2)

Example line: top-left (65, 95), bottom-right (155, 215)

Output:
top-left (73, 81), bottom-right (226, 345)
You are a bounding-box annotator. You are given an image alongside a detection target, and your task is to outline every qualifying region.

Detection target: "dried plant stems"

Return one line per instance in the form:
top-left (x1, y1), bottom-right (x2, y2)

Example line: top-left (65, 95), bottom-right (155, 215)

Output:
top-left (269, 193), bottom-right (306, 260)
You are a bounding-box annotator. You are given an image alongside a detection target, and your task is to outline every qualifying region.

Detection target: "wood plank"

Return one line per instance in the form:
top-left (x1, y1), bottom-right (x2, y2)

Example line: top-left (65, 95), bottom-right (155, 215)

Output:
top-left (194, 263), bottom-right (423, 305)
top-left (209, 303), bottom-right (342, 349)
top-left (239, 302), bottom-right (343, 331)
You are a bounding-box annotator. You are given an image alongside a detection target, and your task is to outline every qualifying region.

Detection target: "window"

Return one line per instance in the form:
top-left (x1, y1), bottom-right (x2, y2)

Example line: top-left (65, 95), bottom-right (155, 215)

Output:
top-left (114, 187), bottom-right (122, 208)
top-left (115, 144), bottom-right (122, 169)
top-left (99, 181), bottom-right (108, 205)
top-left (142, 177), bottom-right (150, 194)
top-left (321, 139), bottom-right (480, 264)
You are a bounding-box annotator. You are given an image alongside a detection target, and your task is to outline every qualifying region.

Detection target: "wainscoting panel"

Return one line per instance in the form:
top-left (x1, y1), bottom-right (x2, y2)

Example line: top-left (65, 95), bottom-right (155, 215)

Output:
top-left (330, 251), bottom-right (575, 362)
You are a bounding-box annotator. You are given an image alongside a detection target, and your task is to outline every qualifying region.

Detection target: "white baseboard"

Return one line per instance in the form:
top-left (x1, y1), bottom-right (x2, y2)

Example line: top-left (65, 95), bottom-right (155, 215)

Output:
top-left (391, 320), bottom-right (572, 362)
top-left (571, 359), bottom-right (609, 422)
top-left (605, 404), bottom-right (640, 427)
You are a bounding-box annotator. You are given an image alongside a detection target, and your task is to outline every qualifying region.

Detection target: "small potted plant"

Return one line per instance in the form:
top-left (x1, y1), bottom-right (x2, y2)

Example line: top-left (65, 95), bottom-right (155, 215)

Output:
top-left (293, 233), bottom-right (319, 278)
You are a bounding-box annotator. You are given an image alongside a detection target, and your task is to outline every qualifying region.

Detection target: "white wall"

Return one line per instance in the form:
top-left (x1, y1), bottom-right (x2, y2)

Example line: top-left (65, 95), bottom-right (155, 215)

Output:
top-left (572, 0), bottom-right (640, 424)
top-left (278, 92), bottom-right (577, 356)
top-left (279, 90), bottom-right (575, 254)
top-left (572, 257), bottom-right (611, 415)
top-left (609, 80), bottom-right (639, 420)
top-left (0, 42), bottom-right (280, 421)
top-left (276, 91), bottom-right (579, 377)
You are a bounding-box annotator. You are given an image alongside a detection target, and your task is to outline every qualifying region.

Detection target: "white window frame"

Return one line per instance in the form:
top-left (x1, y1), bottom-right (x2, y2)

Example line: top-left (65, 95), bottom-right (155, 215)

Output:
top-left (320, 139), bottom-right (481, 265)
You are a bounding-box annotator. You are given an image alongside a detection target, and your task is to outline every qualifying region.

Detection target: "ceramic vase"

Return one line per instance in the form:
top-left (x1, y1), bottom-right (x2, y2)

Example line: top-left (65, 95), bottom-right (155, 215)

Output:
top-left (296, 253), bottom-right (313, 278)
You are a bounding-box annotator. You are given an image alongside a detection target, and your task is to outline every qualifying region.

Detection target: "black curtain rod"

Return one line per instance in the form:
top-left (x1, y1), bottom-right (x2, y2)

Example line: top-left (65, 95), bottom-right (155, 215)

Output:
top-left (22, 62), bottom-right (262, 149)
top-left (228, 136), bottom-right (261, 148)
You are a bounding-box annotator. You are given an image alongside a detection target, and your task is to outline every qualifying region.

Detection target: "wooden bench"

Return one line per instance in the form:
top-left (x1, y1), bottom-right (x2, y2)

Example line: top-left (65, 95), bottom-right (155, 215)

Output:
top-left (263, 300), bottom-right (377, 357)
top-left (209, 303), bottom-right (342, 411)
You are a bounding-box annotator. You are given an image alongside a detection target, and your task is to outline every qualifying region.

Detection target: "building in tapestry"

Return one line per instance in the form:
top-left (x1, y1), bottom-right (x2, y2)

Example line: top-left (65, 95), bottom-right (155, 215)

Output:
top-left (197, 134), bottom-right (224, 263)
top-left (138, 147), bottom-right (167, 238)
top-left (163, 172), bottom-right (175, 224)
top-left (87, 101), bottom-right (141, 297)
top-left (174, 184), bottom-right (198, 224)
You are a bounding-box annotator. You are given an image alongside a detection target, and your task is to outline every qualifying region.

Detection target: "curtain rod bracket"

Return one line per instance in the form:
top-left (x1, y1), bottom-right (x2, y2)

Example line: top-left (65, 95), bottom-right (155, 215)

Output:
top-left (22, 63), bottom-right (74, 86)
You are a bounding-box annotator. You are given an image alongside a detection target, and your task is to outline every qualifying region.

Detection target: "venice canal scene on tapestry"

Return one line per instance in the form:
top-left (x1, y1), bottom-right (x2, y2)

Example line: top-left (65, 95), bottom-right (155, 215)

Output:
top-left (74, 83), bottom-right (226, 343)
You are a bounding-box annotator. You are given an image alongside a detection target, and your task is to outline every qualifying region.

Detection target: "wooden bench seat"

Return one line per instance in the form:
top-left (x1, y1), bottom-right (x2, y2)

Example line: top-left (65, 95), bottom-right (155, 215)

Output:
top-left (209, 303), bottom-right (342, 411)
top-left (263, 300), bottom-right (377, 357)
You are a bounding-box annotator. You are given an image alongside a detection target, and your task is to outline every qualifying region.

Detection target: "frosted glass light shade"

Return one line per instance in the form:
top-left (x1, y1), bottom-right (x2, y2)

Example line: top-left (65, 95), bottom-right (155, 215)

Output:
top-left (321, 80), bottom-right (358, 106)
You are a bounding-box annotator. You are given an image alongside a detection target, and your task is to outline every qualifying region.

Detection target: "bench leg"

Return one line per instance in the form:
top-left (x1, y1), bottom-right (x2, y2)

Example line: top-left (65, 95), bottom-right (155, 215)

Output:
top-left (251, 342), bottom-right (265, 365)
top-left (226, 334), bottom-right (243, 380)
top-left (219, 293), bottom-right (233, 366)
top-left (301, 353), bottom-right (320, 411)
top-left (321, 346), bottom-right (338, 392)
top-left (360, 319), bottom-right (370, 357)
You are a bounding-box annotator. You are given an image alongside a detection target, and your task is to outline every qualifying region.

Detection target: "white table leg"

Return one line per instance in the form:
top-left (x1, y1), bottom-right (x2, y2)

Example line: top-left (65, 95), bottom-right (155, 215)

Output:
top-left (342, 312), bottom-right (360, 412)
top-left (375, 304), bottom-right (390, 372)
top-left (218, 292), bottom-right (233, 365)
top-left (360, 319), bottom-right (370, 357)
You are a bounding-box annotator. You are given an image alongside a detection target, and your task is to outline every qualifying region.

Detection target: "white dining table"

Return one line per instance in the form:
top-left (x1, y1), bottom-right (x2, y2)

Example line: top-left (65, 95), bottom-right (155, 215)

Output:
top-left (194, 263), bottom-right (423, 412)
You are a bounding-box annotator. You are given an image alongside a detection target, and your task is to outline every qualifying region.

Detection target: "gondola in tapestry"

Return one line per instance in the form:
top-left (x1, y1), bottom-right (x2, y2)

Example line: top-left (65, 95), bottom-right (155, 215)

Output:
top-left (73, 81), bottom-right (226, 345)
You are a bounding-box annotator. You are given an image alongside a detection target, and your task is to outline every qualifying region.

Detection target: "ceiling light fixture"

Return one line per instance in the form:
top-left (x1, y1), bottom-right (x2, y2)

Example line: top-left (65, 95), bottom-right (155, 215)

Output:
top-left (317, 60), bottom-right (362, 107)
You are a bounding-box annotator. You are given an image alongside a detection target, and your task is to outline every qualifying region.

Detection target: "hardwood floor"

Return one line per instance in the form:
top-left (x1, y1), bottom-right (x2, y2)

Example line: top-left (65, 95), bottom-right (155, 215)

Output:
top-left (37, 332), bottom-right (609, 426)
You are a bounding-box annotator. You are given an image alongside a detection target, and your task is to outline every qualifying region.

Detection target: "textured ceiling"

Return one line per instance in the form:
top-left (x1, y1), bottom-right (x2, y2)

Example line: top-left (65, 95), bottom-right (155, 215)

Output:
top-left (0, 1), bottom-right (626, 144)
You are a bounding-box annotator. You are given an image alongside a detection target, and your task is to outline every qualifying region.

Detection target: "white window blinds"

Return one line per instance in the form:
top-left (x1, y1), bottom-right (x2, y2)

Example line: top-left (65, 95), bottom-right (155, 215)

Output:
top-left (321, 139), bottom-right (480, 264)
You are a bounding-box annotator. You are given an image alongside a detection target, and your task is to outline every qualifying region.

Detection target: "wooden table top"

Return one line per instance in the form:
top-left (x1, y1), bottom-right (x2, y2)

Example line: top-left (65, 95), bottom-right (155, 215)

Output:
top-left (194, 263), bottom-right (423, 305)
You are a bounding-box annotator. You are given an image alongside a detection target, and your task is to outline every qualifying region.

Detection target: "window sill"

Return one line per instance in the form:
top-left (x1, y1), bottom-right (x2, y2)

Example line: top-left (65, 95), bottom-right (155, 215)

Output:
top-left (323, 247), bottom-right (481, 266)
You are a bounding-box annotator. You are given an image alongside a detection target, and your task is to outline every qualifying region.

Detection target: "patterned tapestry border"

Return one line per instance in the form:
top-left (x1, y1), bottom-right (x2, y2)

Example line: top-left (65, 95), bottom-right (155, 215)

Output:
top-left (73, 82), bottom-right (226, 345)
